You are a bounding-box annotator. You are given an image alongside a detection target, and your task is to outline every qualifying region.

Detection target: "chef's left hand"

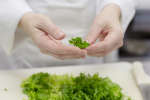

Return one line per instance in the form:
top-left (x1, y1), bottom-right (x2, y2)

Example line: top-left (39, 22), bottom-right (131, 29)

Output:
top-left (86, 4), bottom-right (124, 57)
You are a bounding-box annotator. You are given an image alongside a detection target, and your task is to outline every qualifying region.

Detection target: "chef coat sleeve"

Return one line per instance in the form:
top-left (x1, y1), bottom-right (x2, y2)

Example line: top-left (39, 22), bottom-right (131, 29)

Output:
top-left (0, 0), bottom-right (32, 54)
top-left (97, 0), bottom-right (137, 32)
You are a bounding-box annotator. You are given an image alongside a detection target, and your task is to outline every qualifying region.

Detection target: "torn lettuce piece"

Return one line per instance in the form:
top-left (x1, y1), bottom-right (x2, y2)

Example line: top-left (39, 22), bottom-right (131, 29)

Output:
top-left (21, 72), bottom-right (132, 100)
top-left (69, 37), bottom-right (90, 49)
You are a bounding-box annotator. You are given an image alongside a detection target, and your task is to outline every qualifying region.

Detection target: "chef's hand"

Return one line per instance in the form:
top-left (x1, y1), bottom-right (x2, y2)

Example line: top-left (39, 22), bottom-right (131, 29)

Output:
top-left (86, 4), bottom-right (123, 57)
top-left (19, 12), bottom-right (86, 60)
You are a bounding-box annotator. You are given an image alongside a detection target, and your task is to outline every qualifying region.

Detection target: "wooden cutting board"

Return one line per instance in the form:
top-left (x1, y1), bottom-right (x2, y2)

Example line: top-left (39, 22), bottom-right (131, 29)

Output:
top-left (0, 62), bottom-right (143, 100)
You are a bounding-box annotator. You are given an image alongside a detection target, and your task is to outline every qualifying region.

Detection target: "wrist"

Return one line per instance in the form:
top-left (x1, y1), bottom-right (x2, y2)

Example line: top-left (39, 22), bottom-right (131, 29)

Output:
top-left (100, 4), bottom-right (121, 22)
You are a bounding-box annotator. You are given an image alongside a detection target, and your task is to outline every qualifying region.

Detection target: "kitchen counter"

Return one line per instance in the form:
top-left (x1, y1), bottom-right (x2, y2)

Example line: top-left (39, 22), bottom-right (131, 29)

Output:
top-left (0, 62), bottom-right (144, 100)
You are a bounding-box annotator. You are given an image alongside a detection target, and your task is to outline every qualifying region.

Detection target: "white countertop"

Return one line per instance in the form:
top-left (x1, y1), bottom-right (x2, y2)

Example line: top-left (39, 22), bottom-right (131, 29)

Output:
top-left (0, 62), bottom-right (143, 100)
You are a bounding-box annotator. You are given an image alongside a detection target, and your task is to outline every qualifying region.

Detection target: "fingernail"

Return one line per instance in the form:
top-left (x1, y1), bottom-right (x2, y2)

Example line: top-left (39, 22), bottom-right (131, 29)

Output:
top-left (60, 32), bottom-right (65, 37)
top-left (59, 32), bottom-right (65, 36)
top-left (56, 32), bottom-right (65, 40)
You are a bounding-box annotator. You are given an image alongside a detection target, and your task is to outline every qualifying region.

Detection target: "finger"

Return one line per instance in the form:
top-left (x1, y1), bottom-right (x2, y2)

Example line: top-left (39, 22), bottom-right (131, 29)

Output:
top-left (51, 53), bottom-right (85, 60)
top-left (32, 28), bottom-right (86, 57)
top-left (86, 23), bottom-right (102, 44)
top-left (86, 31), bottom-right (123, 55)
top-left (38, 36), bottom-right (86, 57)
top-left (37, 18), bottom-right (65, 40)
top-left (48, 25), bottom-right (66, 40)
top-left (40, 49), bottom-right (85, 60)
top-left (104, 31), bottom-right (123, 50)
top-left (32, 29), bottom-right (60, 54)
top-left (54, 45), bottom-right (87, 56)
top-left (86, 42), bottom-right (105, 54)
top-left (87, 44), bottom-right (119, 57)
top-left (37, 35), bottom-right (87, 57)
top-left (34, 28), bottom-right (60, 44)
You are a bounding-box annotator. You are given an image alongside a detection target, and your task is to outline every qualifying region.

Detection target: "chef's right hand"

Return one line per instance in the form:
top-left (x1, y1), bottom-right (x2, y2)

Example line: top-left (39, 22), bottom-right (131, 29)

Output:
top-left (19, 12), bottom-right (86, 60)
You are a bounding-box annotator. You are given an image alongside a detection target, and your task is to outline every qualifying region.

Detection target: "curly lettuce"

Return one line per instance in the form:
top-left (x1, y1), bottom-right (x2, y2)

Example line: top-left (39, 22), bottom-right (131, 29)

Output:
top-left (69, 37), bottom-right (90, 49)
top-left (21, 72), bottom-right (131, 100)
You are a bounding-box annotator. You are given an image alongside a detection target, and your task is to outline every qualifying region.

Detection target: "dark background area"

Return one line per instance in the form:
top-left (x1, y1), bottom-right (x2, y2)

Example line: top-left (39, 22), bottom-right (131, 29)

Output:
top-left (120, 10), bottom-right (150, 60)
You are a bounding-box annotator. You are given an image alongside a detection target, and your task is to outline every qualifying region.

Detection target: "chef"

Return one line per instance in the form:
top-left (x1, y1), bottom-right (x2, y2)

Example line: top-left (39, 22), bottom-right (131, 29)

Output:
top-left (0, 0), bottom-right (136, 68)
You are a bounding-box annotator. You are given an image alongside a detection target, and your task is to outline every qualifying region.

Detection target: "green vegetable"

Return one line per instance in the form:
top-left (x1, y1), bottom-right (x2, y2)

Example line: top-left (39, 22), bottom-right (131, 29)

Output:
top-left (21, 72), bottom-right (132, 100)
top-left (69, 37), bottom-right (90, 49)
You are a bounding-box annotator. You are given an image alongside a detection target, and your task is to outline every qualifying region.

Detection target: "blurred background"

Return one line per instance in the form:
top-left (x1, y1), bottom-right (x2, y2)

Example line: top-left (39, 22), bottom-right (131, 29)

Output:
top-left (0, 0), bottom-right (150, 69)
top-left (119, 0), bottom-right (150, 71)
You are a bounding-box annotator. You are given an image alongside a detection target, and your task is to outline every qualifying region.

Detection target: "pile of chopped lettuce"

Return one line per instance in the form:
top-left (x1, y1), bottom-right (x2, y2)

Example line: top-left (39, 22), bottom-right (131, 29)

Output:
top-left (21, 72), bottom-right (131, 100)
top-left (69, 37), bottom-right (90, 49)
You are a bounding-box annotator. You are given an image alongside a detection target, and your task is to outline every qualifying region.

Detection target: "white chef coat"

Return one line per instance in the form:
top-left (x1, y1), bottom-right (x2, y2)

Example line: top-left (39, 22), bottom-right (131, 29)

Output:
top-left (0, 0), bottom-right (136, 68)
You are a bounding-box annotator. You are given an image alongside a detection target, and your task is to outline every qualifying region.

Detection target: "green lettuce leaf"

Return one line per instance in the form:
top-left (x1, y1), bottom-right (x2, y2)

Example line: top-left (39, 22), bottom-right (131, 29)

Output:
top-left (21, 72), bottom-right (132, 100)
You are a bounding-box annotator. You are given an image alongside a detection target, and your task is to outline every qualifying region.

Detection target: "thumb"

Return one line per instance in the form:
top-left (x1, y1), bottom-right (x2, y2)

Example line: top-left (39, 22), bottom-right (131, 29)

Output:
top-left (40, 21), bottom-right (65, 40)
top-left (49, 25), bottom-right (66, 40)
top-left (86, 24), bottom-right (102, 44)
